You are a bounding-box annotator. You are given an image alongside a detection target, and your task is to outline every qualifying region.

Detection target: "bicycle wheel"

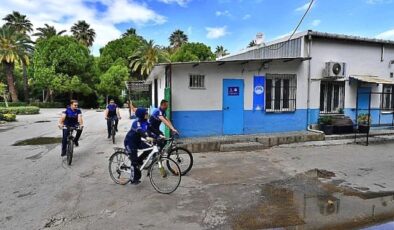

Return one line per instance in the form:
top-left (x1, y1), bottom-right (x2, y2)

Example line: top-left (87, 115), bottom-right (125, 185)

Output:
top-left (108, 151), bottom-right (131, 185)
top-left (149, 157), bottom-right (181, 194)
top-left (66, 140), bottom-right (73, 165)
top-left (111, 124), bottom-right (116, 144)
top-left (167, 147), bottom-right (193, 176)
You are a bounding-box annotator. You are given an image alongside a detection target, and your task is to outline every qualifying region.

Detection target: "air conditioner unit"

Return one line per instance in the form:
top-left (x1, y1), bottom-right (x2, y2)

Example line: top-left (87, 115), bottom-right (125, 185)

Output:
top-left (324, 62), bottom-right (346, 78)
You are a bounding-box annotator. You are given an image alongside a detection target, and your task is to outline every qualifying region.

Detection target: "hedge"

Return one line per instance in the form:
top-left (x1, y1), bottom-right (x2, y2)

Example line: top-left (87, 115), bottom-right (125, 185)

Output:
top-left (0, 106), bottom-right (40, 115)
top-left (30, 102), bottom-right (64, 108)
top-left (0, 113), bottom-right (16, 122)
top-left (0, 102), bottom-right (27, 107)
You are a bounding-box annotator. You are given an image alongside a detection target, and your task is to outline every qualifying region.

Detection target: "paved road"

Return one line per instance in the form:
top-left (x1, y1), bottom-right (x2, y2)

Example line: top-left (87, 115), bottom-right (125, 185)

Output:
top-left (1, 109), bottom-right (394, 230)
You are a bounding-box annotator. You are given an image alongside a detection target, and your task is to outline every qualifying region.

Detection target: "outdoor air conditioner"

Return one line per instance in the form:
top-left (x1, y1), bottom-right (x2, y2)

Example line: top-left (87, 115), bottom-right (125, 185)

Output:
top-left (324, 62), bottom-right (346, 78)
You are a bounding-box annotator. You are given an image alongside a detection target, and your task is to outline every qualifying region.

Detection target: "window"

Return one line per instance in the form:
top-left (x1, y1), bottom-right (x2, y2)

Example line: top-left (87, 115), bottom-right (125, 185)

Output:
top-left (382, 84), bottom-right (394, 111)
top-left (320, 81), bottom-right (345, 114)
top-left (189, 74), bottom-right (205, 89)
top-left (265, 74), bottom-right (296, 112)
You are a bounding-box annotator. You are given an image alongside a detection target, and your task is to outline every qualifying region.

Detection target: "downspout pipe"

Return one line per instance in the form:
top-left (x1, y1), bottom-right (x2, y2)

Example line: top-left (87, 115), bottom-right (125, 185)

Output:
top-left (306, 32), bottom-right (313, 129)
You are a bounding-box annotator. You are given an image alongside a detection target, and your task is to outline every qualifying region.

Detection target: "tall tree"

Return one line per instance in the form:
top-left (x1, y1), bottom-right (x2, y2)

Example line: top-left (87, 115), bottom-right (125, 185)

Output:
top-left (129, 40), bottom-right (169, 76)
top-left (33, 24), bottom-right (66, 40)
top-left (122, 28), bottom-right (136, 37)
top-left (3, 11), bottom-right (33, 34)
top-left (71, 20), bottom-right (96, 47)
top-left (169, 29), bottom-right (188, 49)
top-left (215, 45), bottom-right (229, 58)
top-left (3, 11), bottom-right (33, 101)
top-left (170, 42), bottom-right (214, 62)
top-left (0, 26), bottom-right (33, 102)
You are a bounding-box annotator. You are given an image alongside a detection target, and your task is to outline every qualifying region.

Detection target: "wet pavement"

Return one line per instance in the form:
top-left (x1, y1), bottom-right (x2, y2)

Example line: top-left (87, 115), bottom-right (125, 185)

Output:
top-left (1, 109), bottom-right (394, 229)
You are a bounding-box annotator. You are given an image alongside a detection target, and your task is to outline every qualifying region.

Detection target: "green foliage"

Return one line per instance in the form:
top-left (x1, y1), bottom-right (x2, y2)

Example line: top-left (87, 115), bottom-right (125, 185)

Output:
top-left (170, 42), bottom-right (214, 62)
top-left (318, 116), bottom-right (333, 125)
top-left (71, 20), bottom-right (95, 47)
top-left (98, 35), bottom-right (143, 72)
top-left (357, 113), bottom-right (372, 125)
top-left (0, 106), bottom-right (39, 115)
top-left (30, 102), bottom-right (63, 108)
top-left (169, 29), bottom-right (188, 48)
top-left (97, 63), bottom-right (129, 97)
top-left (0, 113), bottom-right (16, 121)
top-left (0, 102), bottom-right (26, 107)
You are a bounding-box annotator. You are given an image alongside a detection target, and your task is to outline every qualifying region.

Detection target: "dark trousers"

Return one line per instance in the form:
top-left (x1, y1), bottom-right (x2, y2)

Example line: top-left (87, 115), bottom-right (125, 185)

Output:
top-left (107, 117), bottom-right (119, 136)
top-left (62, 128), bottom-right (82, 152)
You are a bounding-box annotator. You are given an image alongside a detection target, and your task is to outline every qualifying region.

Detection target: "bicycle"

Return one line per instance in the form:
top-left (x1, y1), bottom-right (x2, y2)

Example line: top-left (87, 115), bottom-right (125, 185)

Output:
top-left (108, 138), bottom-right (182, 194)
top-left (110, 117), bottom-right (116, 144)
top-left (162, 135), bottom-right (193, 176)
top-left (63, 126), bottom-right (79, 165)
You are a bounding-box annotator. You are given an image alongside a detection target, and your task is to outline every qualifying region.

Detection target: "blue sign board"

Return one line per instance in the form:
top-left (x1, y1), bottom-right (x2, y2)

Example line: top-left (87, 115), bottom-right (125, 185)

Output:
top-left (253, 76), bottom-right (265, 110)
top-left (228, 87), bottom-right (240, 96)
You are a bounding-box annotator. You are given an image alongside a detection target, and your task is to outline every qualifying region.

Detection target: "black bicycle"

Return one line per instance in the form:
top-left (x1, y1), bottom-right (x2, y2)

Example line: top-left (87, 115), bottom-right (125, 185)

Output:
top-left (63, 126), bottom-right (79, 165)
top-left (163, 135), bottom-right (193, 176)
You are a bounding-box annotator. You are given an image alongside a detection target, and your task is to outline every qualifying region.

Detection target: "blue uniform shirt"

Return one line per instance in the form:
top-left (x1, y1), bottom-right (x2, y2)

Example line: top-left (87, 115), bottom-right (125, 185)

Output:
top-left (63, 107), bottom-right (81, 127)
top-left (124, 120), bottom-right (149, 150)
top-left (107, 104), bottom-right (118, 117)
top-left (149, 108), bottom-right (166, 131)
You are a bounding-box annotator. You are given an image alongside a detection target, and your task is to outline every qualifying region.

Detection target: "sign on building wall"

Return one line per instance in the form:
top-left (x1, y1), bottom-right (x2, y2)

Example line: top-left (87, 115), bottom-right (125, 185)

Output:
top-left (253, 76), bottom-right (265, 110)
top-left (228, 87), bottom-right (240, 96)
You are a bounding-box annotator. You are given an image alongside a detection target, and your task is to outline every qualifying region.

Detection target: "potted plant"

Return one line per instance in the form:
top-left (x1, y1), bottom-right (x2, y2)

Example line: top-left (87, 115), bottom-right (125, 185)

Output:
top-left (337, 108), bottom-right (344, 114)
top-left (319, 116), bottom-right (334, 135)
top-left (357, 114), bottom-right (371, 133)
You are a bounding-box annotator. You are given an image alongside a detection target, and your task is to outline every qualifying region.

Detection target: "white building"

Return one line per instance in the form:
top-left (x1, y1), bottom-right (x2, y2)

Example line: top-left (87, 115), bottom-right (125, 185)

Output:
top-left (147, 30), bottom-right (394, 137)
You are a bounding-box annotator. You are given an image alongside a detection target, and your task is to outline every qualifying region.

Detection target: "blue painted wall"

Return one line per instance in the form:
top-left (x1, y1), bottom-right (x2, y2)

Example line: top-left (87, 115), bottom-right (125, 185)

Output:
top-left (172, 110), bottom-right (223, 137)
top-left (344, 108), bottom-right (394, 125)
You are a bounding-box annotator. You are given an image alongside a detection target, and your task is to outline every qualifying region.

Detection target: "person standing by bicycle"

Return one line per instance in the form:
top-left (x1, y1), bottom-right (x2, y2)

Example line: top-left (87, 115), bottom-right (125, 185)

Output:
top-left (124, 108), bottom-right (163, 184)
top-left (105, 99), bottom-right (121, 139)
top-left (58, 100), bottom-right (84, 157)
top-left (149, 100), bottom-right (178, 134)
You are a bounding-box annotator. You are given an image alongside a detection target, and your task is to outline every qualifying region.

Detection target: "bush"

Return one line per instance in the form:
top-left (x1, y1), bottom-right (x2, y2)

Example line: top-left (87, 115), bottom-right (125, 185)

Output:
top-left (1, 113), bottom-right (16, 122)
top-left (30, 102), bottom-right (64, 108)
top-left (0, 102), bottom-right (27, 107)
top-left (318, 116), bottom-right (333, 125)
top-left (0, 106), bottom-right (40, 115)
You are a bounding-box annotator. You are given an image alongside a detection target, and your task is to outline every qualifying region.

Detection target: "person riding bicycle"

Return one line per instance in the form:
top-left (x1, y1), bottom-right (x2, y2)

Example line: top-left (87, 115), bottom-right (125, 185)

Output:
top-left (149, 100), bottom-right (178, 134)
top-left (58, 100), bottom-right (84, 157)
top-left (105, 99), bottom-right (121, 139)
top-left (124, 108), bottom-right (163, 184)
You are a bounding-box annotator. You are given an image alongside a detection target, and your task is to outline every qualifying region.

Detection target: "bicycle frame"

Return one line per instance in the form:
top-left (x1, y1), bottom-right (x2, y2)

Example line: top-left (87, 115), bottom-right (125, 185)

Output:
top-left (137, 140), bottom-right (160, 170)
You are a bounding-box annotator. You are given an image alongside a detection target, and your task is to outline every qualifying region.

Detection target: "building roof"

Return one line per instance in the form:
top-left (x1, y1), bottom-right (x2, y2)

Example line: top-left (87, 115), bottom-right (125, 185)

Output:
top-left (350, 75), bottom-right (394, 85)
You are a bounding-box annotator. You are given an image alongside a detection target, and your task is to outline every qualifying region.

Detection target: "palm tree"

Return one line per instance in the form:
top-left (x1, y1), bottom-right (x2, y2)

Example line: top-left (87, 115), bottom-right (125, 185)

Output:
top-left (33, 24), bottom-right (66, 40)
top-left (71, 20), bottom-right (96, 47)
top-left (3, 11), bottom-right (33, 34)
top-left (0, 26), bottom-right (33, 102)
top-left (169, 29), bottom-right (188, 49)
top-left (129, 40), bottom-right (169, 77)
top-left (248, 40), bottom-right (257, 48)
top-left (3, 11), bottom-right (33, 101)
top-left (215, 45), bottom-right (229, 58)
top-left (122, 28), bottom-right (136, 37)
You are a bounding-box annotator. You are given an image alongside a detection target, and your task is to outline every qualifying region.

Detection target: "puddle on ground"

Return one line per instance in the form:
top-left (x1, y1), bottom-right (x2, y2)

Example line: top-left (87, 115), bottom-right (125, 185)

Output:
top-left (13, 137), bottom-right (62, 146)
top-left (34, 120), bottom-right (51, 123)
top-left (232, 169), bottom-right (394, 230)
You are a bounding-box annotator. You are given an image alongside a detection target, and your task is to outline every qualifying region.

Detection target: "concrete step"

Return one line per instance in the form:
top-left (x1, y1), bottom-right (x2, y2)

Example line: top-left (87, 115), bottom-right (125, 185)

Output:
top-left (220, 142), bottom-right (265, 152)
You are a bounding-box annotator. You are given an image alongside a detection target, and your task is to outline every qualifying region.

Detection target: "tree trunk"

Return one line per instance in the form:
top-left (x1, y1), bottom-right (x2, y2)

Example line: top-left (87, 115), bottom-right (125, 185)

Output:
top-left (22, 62), bottom-right (29, 102)
top-left (50, 90), bottom-right (54, 103)
top-left (4, 63), bottom-right (19, 102)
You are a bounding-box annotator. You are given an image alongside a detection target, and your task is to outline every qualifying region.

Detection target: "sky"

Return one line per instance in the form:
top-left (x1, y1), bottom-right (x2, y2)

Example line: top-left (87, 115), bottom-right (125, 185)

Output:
top-left (1, 0), bottom-right (394, 56)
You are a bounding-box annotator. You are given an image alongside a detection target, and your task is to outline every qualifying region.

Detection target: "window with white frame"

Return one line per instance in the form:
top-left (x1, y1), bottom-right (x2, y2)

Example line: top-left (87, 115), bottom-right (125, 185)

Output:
top-left (189, 74), bottom-right (205, 89)
top-left (382, 84), bottom-right (394, 111)
top-left (320, 81), bottom-right (345, 114)
top-left (265, 74), bottom-right (297, 112)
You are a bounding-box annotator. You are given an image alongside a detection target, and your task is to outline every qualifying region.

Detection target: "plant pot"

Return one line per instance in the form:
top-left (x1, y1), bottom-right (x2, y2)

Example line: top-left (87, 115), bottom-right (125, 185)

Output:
top-left (320, 124), bottom-right (334, 135)
top-left (358, 124), bottom-right (370, 133)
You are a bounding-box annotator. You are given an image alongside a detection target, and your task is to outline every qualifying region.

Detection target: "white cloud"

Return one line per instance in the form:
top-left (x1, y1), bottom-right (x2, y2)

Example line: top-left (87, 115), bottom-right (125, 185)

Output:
top-left (0, 0), bottom-right (166, 55)
top-left (376, 29), bottom-right (394, 40)
top-left (157, 0), bottom-right (191, 6)
top-left (295, 1), bottom-right (315, 12)
top-left (216, 10), bottom-right (231, 17)
top-left (206, 26), bottom-right (228, 39)
top-left (187, 26), bottom-right (192, 35)
top-left (366, 0), bottom-right (392, 4)
top-left (242, 14), bottom-right (251, 20)
top-left (311, 19), bottom-right (321, 27)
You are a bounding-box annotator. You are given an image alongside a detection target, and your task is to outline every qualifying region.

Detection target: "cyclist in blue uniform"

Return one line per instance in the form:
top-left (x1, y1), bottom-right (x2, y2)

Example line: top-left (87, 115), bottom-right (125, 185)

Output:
top-left (58, 100), bottom-right (84, 157)
top-left (149, 100), bottom-right (178, 134)
top-left (105, 99), bottom-right (121, 138)
top-left (124, 108), bottom-right (163, 184)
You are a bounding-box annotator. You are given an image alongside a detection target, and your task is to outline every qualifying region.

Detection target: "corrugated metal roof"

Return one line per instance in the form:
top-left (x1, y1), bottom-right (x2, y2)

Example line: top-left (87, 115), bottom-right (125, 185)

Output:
top-left (350, 75), bottom-right (394, 84)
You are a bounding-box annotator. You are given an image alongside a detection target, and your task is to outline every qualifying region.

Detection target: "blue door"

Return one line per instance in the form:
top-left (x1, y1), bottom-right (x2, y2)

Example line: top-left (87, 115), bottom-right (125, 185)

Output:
top-left (223, 79), bottom-right (244, 135)
top-left (357, 87), bottom-right (371, 113)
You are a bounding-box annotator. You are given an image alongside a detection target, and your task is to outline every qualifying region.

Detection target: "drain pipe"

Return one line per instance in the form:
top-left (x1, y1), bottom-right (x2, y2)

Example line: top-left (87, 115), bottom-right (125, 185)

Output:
top-left (306, 31), bottom-right (313, 130)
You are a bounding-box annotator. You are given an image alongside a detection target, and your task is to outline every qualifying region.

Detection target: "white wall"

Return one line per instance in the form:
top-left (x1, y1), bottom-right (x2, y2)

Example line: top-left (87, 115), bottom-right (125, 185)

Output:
top-left (171, 60), bottom-right (307, 111)
top-left (310, 38), bottom-right (394, 108)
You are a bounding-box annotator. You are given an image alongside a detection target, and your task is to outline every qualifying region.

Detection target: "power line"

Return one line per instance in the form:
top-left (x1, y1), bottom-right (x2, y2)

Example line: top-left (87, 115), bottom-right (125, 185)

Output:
top-left (264, 0), bottom-right (315, 51)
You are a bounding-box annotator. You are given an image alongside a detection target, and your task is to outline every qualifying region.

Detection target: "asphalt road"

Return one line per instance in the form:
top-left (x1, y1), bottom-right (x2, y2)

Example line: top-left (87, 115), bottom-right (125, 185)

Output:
top-left (1, 109), bottom-right (394, 230)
